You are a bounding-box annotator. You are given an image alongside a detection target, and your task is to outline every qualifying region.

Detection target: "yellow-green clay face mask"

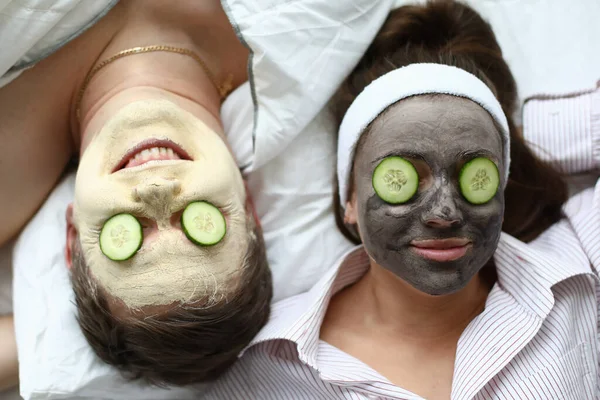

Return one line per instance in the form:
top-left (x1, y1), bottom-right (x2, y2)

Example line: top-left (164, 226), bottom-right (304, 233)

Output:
top-left (73, 99), bottom-right (249, 308)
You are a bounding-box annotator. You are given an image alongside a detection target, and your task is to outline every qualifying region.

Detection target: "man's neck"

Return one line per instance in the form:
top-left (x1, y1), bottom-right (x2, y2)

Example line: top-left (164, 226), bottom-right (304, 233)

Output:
top-left (72, 0), bottom-right (248, 151)
top-left (77, 50), bottom-right (223, 153)
top-left (325, 261), bottom-right (490, 344)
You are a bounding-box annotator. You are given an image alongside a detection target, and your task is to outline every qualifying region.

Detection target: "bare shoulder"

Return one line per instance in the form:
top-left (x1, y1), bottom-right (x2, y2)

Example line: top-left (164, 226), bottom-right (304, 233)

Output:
top-left (0, 59), bottom-right (74, 245)
top-left (0, 5), bottom-right (122, 246)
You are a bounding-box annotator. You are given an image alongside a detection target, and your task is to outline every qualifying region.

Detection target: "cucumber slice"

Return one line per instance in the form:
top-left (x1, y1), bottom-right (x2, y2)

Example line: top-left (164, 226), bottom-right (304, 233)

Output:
top-left (459, 157), bottom-right (500, 204)
top-left (99, 214), bottom-right (143, 261)
top-left (372, 156), bottom-right (419, 204)
top-left (182, 201), bottom-right (226, 246)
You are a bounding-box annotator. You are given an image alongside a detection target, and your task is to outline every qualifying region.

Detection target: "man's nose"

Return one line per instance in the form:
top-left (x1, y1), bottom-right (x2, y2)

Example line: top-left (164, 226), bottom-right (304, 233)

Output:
top-left (132, 178), bottom-right (181, 213)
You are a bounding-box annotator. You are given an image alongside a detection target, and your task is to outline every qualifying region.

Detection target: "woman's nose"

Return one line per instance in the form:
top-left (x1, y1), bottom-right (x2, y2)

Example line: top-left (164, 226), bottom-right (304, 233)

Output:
top-left (425, 215), bottom-right (462, 228)
top-left (422, 184), bottom-right (463, 229)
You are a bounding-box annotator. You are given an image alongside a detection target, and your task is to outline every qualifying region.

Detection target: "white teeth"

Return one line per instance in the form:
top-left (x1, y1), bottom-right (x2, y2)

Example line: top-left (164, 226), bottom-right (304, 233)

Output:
top-left (124, 146), bottom-right (183, 168)
top-left (141, 149), bottom-right (152, 159)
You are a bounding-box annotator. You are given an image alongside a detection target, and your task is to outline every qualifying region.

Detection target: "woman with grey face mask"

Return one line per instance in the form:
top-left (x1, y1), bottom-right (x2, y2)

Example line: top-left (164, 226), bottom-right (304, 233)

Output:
top-left (202, 1), bottom-right (600, 399)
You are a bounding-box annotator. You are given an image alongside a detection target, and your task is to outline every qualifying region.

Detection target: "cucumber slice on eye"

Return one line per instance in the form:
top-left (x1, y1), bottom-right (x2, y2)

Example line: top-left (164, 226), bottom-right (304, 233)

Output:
top-left (181, 201), bottom-right (226, 246)
top-left (99, 214), bottom-right (143, 261)
top-left (459, 157), bottom-right (500, 204)
top-left (372, 156), bottom-right (419, 204)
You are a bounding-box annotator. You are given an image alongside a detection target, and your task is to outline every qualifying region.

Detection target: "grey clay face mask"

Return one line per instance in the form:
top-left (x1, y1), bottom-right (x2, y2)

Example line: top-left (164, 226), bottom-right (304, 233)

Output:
top-left (350, 95), bottom-right (505, 295)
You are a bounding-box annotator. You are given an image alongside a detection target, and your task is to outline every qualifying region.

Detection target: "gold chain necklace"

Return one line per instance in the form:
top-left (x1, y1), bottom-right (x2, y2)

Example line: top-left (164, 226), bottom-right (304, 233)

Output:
top-left (75, 45), bottom-right (234, 118)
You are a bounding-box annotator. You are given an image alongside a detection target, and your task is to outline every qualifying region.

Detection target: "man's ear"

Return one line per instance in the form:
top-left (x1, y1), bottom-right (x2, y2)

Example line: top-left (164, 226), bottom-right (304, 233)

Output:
top-left (244, 180), bottom-right (261, 229)
top-left (65, 204), bottom-right (77, 270)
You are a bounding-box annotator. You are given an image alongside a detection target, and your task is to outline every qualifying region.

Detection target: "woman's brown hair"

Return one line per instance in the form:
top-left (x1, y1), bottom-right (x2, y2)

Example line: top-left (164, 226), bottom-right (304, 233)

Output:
top-left (332, 0), bottom-right (567, 244)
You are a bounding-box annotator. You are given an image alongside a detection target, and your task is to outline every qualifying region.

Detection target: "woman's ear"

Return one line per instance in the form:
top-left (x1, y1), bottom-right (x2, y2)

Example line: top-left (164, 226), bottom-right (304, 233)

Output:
top-left (65, 204), bottom-right (77, 270)
top-left (343, 191), bottom-right (358, 225)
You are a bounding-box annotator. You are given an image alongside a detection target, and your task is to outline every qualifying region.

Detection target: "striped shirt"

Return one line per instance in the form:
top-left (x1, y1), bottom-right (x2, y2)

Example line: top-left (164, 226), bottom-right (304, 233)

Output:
top-left (204, 87), bottom-right (600, 399)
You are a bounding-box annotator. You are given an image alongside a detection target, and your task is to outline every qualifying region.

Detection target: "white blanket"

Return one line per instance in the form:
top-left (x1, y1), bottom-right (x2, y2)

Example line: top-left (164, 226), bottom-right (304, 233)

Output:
top-left (0, 0), bottom-right (117, 87)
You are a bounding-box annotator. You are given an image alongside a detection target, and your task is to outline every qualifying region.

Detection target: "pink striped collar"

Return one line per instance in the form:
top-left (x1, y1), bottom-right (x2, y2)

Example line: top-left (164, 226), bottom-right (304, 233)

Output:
top-left (245, 230), bottom-right (596, 363)
top-left (497, 226), bottom-right (598, 317)
top-left (242, 246), bottom-right (365, 361)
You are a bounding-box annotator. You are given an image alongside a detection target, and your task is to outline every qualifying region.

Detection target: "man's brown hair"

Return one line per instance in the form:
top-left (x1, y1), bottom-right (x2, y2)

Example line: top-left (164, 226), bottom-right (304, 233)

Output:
top-left (70, 215), bottom-right (271, 386)
top-left (332, 0), bottom-right (568, 244)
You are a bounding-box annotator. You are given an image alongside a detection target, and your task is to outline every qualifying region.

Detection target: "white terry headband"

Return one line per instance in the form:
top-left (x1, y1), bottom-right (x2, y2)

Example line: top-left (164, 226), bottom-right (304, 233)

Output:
top-left (337, 63), bottom-right (510, 206)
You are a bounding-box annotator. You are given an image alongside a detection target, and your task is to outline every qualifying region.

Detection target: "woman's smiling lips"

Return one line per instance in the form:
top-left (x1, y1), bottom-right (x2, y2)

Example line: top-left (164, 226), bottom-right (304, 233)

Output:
top-left (410, 238), bottom-right (472, 262)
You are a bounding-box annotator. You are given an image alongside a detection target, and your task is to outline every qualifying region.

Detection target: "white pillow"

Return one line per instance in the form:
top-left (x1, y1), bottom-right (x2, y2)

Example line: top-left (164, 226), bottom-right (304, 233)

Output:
top-left (225, 0), bottom-right (600, 169)
top-left (459, 0), bottom-right (600, 102)
top-left (222, 83), bottom-right (354, 302)
top-left (221, 0), bottom-right (395, 170)
top-left (390, 0), bottom-right (600, 110)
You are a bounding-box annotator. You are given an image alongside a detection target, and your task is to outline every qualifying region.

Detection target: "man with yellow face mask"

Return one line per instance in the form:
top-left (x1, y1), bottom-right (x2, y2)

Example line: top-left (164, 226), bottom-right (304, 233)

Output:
top-left (0, 0), bottom-right (271, 387)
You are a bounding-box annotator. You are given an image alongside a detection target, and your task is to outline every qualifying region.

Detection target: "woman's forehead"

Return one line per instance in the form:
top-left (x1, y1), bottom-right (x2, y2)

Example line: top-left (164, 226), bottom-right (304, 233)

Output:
top-left (362, 95), bottom-right (503, 157)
